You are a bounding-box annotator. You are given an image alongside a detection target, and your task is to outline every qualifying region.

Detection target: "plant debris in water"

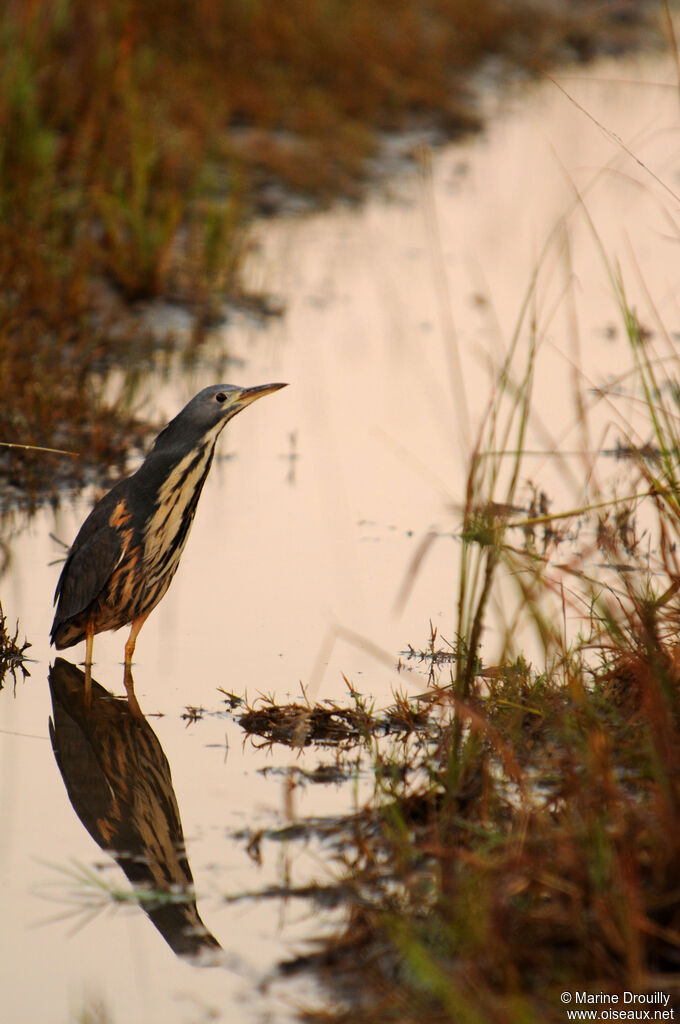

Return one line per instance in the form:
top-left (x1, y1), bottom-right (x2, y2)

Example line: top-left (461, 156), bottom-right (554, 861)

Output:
top-left (235, 690), bottom-right (432, 749)
top-left (0, 600), bottom-right (30, 687)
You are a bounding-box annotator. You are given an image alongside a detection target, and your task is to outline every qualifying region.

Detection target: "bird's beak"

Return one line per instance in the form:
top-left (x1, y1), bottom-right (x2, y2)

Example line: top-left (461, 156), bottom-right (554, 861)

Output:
top-left (233, 382), bottom-right (288, 410)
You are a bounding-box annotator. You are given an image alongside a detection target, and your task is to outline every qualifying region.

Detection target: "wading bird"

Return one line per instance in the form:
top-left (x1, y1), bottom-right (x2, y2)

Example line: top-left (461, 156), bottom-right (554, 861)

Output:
top-left (50, 383), bottom-right (286, 700)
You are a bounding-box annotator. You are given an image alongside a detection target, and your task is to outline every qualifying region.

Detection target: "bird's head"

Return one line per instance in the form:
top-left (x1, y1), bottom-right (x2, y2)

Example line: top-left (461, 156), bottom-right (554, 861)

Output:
top-left (189, 383), bottom-right (287, 429)
top-left (152, 383), bottom-right (288, 454)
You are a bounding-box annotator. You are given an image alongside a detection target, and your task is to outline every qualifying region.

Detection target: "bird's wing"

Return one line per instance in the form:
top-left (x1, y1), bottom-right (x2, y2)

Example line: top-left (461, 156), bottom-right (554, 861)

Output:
top-left (53, 523), bottom-right (124, 622)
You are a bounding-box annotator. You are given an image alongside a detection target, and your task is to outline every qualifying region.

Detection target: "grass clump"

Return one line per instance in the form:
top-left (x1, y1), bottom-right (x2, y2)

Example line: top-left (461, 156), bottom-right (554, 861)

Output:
top-left (294, 650), bottom-right (680, 1022)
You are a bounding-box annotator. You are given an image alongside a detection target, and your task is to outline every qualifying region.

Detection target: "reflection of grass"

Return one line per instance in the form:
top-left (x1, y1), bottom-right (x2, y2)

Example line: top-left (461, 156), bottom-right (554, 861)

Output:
top-left (0, 1), bottom-right (663, 508)
top-left (73, 997), bottom-right (113, 1024)
top-left (36, 859), bottom-right (199, 931)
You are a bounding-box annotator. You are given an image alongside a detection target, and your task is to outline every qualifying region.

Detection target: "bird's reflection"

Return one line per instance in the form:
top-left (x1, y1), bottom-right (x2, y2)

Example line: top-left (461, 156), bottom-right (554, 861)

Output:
top-left (48, 657), bottom-right (220, 960)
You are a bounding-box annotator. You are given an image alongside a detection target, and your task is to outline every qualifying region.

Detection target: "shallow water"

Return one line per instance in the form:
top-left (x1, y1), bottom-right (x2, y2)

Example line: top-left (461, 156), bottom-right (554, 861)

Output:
top-left (1, 51), bottom-right (679, 1023)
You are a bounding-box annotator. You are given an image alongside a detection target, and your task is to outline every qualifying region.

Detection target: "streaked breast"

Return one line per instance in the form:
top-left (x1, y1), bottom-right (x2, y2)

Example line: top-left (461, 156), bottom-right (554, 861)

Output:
top-left (142, 437), bottom-right (217, 585)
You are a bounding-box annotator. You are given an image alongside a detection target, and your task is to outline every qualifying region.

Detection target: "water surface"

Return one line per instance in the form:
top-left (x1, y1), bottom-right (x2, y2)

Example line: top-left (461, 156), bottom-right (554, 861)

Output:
top-left (1, 51), bottom-right (678, 1023)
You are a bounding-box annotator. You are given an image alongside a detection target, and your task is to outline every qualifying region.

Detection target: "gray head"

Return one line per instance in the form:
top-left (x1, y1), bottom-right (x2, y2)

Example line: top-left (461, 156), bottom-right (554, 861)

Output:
top-left (152, 383), bottom-right (287, 455)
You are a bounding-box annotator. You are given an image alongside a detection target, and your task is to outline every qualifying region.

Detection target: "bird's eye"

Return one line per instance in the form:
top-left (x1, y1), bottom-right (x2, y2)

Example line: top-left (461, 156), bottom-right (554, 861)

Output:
top-left (215, 392), bottom-right (227, 404)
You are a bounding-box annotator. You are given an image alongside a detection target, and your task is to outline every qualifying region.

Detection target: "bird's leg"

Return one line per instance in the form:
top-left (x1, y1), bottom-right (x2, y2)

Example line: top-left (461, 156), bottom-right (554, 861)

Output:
top-left (83, 624), bottom-right (94, 707)
top-left (124, 611), bottom-right (150, 669)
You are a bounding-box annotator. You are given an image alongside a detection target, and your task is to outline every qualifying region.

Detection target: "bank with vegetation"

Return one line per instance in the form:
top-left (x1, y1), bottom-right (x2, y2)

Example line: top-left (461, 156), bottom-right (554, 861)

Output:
top-left (0, 0), bottom-right (666, 508)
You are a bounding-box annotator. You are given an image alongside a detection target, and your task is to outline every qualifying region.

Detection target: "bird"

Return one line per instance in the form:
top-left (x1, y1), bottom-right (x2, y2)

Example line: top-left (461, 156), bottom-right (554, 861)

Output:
top-left (50, 383), bottom-right (287, 699)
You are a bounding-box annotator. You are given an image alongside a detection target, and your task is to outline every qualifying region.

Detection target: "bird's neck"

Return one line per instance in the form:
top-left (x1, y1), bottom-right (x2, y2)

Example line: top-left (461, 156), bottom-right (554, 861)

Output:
top-left (131, 436), bottom-right (218, 561)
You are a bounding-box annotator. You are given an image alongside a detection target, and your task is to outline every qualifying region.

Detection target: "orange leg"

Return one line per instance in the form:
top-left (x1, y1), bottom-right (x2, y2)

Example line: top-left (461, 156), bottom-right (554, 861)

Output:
top-left (124, 611), bottom-right (150, 668)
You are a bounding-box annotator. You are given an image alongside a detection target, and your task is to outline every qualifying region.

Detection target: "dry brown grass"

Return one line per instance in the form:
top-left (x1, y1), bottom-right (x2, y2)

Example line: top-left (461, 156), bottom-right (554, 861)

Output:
top-left (0, 0), bottom-right (663, 509)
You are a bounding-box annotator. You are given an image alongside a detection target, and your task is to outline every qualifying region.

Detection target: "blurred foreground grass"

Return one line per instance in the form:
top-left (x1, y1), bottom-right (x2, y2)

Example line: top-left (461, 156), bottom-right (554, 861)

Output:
top-left (0, 0), bottom-right (664, 509)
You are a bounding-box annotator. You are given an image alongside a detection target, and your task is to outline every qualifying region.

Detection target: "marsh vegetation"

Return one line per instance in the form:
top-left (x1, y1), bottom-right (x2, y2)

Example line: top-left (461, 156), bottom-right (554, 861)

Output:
top-left (0, 0), bottom-right (664, 508)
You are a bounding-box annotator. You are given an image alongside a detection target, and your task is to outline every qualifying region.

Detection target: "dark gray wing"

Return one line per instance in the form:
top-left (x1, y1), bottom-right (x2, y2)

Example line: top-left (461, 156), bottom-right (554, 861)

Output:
top-left (53, 522), bottom-right (123, 624)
